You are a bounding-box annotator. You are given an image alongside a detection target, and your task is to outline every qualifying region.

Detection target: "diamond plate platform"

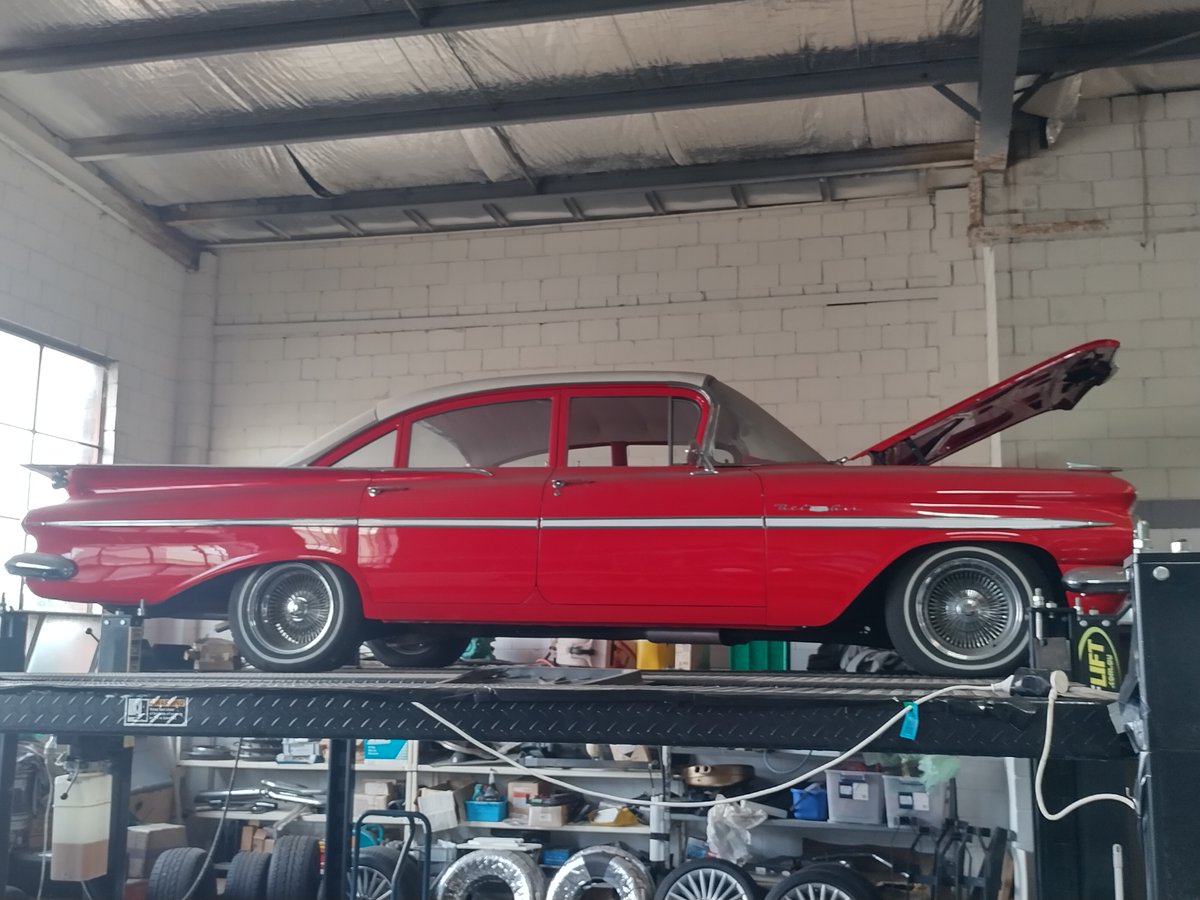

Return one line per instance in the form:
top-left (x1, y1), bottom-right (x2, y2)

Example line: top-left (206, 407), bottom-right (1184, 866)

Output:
top-left (0, 668), bottom-right (1129, 760)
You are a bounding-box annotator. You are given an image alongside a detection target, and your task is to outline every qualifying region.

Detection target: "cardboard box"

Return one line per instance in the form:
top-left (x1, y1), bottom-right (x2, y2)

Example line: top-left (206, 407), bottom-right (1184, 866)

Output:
top-left (506, 780), bottom-right (541, 810)
top-left (417, 784), bottom-right (470, 832)
top-left (526, 805), bottom-right (568, 828)
top-left (127, 824), bottom-right (186, 879)
top-left (364, 739), bottom-right (407, 761)
top-left (362, 779), bottom-right (399, 799)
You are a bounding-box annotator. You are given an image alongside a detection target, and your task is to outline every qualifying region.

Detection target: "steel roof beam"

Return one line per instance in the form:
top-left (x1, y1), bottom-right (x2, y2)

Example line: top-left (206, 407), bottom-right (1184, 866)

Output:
top-left (0, 0), bottom-right (747, 74)
top-left (976, 0), bottom-right (1024, 170)
top-left (156, 142), bottom-right (974, 224)
top-left (67, 17), bottom-right (1200, 162)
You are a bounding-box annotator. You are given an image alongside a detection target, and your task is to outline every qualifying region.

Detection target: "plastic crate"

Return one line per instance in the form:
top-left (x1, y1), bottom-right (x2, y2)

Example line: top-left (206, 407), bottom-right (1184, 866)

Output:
top-left (824, 770), bottom-right (884, 825)
top-left (883, 775), bottom-right (947, 829)
top-left (464, 799), bottom-right (507, 822)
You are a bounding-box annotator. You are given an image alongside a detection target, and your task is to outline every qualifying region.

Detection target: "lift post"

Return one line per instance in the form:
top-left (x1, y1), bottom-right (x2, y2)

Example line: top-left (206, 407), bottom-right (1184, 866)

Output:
top-left (1128, 548), bottom-right (1200, 898)
top-left (0, 607), bottom-right (27, 892)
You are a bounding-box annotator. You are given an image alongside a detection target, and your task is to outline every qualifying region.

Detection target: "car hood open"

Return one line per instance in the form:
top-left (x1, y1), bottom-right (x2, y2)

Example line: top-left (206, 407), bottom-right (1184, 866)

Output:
top-left (851, 339), bottom-right (1120, 466)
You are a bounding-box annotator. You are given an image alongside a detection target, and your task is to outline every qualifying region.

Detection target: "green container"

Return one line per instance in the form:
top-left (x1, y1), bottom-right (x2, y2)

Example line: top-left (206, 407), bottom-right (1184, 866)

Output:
top-left (730, 640), bottom-right (790, 671)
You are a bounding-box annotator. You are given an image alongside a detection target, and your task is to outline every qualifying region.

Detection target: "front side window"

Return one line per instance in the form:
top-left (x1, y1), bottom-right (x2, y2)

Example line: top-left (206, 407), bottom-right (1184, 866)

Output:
top-left (566, 395), bottom-right (701, 467)
top-left (407, 398), bottom-right (552, 468)
top-left (329, 430), bottom-right (397, 468)
top-left (0, 327), bottom-right (108, 611)
top-left (707, 380), bottom-right (825, 465)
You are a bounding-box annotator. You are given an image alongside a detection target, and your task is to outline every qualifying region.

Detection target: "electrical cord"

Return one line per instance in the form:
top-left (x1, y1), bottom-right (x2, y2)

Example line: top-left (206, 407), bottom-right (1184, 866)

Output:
top-left (412, 682), bottom-right (988, 811)
top-left (1035, 681), bottom-right (1135, 819)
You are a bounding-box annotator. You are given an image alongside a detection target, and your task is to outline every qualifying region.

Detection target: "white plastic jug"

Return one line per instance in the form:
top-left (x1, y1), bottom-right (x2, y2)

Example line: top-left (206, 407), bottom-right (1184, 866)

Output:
top-left (51, 772), bottom-right (112, 881)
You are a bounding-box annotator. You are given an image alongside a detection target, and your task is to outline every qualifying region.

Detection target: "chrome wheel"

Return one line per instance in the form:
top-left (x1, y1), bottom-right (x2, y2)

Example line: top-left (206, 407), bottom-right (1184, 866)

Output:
top-left (777, 884), bottom-right (854, 900)
top-left (355, 867), bottom-right (394, 900)
top-left (661, 867), bottom-right (754, 900)
top-left (246, 563), bottom-right (337, 656)
top-left (914, 556), bottom-right (1025, 662)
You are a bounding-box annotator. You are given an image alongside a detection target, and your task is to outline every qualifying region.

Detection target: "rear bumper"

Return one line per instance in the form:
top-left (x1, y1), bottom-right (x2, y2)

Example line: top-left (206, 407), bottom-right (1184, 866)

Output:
top-left (5, 553), bottom-right (77, 581)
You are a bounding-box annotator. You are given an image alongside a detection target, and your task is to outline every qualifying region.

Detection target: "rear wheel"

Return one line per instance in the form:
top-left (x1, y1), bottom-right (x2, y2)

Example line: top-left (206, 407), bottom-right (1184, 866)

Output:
top-left (230, 561), bottom-right (362, 672)
top-left (885, 544), bottom-right (1040, 676)
top-left (367, 635), bottom-right (468, 668)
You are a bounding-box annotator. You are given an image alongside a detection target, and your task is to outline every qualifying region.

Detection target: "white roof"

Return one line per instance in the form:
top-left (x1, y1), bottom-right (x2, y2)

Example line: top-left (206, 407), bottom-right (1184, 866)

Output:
top-left (281, 371), bottom-right (710, 465)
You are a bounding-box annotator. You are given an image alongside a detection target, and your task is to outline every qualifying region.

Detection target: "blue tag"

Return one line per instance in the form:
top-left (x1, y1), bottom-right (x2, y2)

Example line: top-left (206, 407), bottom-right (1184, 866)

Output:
top-left (899, 701), bottom-right (919, 740)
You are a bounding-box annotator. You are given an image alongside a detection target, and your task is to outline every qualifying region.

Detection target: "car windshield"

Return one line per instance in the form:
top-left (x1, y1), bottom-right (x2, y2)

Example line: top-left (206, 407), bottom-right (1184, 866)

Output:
top-left (707, 380), bottom-right (826, 465)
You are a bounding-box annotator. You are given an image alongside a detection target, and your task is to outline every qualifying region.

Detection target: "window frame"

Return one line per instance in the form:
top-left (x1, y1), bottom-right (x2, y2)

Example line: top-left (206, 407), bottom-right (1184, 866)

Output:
top-left (399, 388), bottom-right (560, 469)
top-left (555, 384), bottom-right (711, 470)
top-left (0, 322), bottom-right (111, 612)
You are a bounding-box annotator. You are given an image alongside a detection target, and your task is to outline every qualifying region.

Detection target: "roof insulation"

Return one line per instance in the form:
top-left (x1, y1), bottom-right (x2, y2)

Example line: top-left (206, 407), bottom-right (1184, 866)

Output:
top-left (0, 0), bottom-right (1195, 246)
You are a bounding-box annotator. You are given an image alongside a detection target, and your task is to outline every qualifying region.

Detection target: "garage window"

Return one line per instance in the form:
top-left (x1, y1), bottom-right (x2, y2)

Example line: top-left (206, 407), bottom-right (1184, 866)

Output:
top-left (0, 327), bottom-right (109, 611)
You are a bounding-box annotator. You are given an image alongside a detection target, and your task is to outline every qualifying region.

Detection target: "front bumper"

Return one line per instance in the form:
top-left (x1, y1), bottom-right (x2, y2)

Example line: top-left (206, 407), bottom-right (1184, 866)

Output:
top-left (5, 553), bottom-right (77, 581)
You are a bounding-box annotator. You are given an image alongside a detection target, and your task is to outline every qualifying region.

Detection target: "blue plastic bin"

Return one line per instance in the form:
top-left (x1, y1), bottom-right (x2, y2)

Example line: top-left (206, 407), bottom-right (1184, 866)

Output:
top-left (790, 784), bottom-right (828, 821)
top-left (464, 799), bottom-right (507, 822)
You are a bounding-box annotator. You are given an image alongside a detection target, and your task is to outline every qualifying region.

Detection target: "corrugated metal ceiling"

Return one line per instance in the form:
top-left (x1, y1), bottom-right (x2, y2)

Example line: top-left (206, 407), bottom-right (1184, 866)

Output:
top-left (0, 0), bottom-right (1196, 248)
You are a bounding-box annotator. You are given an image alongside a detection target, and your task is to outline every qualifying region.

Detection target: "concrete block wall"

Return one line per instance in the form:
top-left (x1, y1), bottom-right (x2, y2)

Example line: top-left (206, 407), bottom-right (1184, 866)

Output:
top-left (988, 89), bottom-right (1200, 510)
top-left (211, 189), bottom-right (992, 466)
top-left (0, 140), bottom-right (187, 464)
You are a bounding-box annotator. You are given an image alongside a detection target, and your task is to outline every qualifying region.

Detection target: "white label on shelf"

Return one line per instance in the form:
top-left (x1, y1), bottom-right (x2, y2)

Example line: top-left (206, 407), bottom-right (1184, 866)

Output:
top-left (851, 782), bottom-right (869, 802)
top-left (913, 792), bottom-right (931, 812)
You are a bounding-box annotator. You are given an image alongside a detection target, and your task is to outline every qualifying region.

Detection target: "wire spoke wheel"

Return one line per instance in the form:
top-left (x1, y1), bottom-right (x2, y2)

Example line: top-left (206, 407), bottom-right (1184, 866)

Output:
top-left (248, 563), bottom-right (337, 656)
top-left (915, 557), bottom-right (1023, 662)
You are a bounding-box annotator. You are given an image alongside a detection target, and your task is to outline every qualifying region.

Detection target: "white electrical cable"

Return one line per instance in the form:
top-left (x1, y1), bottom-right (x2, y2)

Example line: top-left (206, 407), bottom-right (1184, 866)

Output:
top-left (412, 682), bottom-right (987, 811)
top-left (1034, 684), bottom-right (1135, 819)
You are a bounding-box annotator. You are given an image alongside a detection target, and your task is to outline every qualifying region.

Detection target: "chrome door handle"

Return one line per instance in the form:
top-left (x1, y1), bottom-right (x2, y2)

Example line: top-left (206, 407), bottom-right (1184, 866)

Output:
top-left (551, 478), bottom-right (593, 496)
top-left (367, 486), bottom-right (409, 497)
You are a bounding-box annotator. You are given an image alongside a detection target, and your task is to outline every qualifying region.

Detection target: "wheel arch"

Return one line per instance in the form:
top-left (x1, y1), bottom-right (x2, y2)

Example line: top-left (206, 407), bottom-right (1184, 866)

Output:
top-left (828, 537), bottom-right (1064, 647)
top-left (148, 554), bottom-right (369, 620)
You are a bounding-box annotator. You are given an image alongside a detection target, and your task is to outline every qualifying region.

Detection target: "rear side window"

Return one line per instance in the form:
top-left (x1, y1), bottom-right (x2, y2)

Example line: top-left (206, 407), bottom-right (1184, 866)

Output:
top-left (565, 395), bottom-right (700, 467)
top-left (407, 398), bottom-right (552, 468)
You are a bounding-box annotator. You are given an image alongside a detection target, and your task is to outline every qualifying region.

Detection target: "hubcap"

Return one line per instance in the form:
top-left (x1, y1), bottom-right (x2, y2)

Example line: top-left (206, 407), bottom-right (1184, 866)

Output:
top-left (916, 557), bottom-right (1025, 662)
top-left (663, 868), bottom-right (752, 900)
top-left (246, 564), bottom-right (337, 657)
top-left (781, 883), bottom-right (855, 900)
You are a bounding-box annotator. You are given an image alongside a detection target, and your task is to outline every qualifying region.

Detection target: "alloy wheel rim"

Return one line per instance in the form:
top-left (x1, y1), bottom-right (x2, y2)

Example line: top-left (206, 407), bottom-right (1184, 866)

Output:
top-left (915, 557), bottom-right (1025, 661)
top-left (781, 883), bottom-right (855, 900)
top-left (248, 564), bottom-right (336, 656)
top-left (354, 867), bottom-right (393, 900)
top-left (663, 868), bottom-right (752, 900)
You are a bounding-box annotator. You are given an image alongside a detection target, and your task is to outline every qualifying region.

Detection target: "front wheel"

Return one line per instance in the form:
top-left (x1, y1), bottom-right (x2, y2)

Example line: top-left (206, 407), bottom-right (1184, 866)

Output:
top-left (229, 561), bottom-right (362, 672)
top-left (367, 634), bottom-right (468, 668)
top-left (885, 544), bottom-right (1041, 677)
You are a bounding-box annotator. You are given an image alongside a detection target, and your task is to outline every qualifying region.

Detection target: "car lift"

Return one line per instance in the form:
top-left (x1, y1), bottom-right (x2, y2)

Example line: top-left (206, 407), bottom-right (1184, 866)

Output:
top-left (0, 548), bottom-right (1191, 899)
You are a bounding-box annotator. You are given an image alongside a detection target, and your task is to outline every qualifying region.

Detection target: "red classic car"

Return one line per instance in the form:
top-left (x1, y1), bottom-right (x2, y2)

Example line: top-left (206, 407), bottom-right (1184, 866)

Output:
top-left (8, 339), bottom-right (1132, 676)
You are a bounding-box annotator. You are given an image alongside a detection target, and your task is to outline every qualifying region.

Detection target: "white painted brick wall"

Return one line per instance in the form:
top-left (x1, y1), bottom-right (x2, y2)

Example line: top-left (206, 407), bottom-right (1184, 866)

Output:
top-left (0, 140), bottom-right (187, 464)
top-left (210, 190), bottom-right (991, 466)
top-left (992, 89), bottom-right (1200, 510)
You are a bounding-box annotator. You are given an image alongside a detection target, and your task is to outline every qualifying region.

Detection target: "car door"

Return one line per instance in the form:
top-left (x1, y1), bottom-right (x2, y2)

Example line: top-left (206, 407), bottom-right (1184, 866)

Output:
top-left (537, 386), bottom-right (766, 624)
top-left (355, 390), bottom-right (553, 618)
